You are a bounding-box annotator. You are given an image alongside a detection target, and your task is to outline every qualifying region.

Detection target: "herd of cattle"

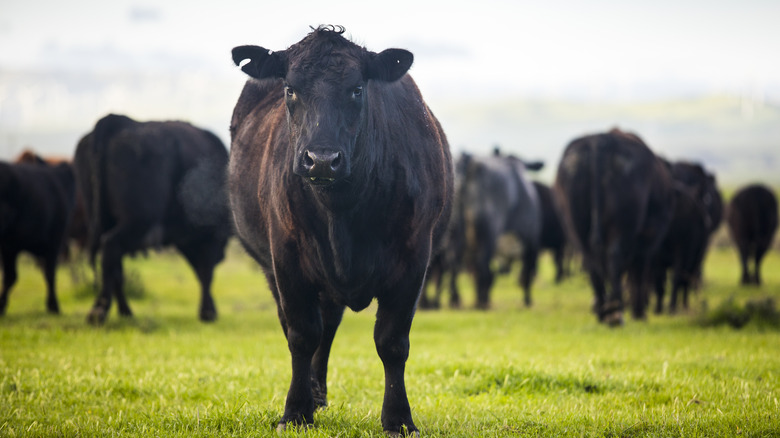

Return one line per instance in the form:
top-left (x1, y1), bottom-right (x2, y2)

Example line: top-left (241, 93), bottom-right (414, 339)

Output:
top-left (1, 25), bottom-right (779, 434)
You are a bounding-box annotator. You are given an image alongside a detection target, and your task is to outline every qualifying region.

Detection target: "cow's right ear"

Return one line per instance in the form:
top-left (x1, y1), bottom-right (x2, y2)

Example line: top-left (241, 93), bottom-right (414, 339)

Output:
top-left (231, 45), bottom-right (287, 79)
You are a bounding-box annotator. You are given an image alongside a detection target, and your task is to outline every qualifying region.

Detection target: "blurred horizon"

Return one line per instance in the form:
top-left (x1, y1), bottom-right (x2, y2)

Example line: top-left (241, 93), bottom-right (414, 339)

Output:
top-left (2, 0), bottom-right (779, 186)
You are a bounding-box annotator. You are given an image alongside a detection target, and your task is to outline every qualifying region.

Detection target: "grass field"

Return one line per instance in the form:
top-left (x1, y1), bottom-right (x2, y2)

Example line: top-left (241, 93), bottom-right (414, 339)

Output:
top-left (1, 241), bottom-right (779, 437)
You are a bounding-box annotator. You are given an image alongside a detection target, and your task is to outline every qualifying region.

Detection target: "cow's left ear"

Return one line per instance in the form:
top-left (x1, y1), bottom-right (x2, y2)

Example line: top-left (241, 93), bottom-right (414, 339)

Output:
top-left (367, 49), bottom-right (413, 82)
top-left (232, 45), bottom-right (287, 79)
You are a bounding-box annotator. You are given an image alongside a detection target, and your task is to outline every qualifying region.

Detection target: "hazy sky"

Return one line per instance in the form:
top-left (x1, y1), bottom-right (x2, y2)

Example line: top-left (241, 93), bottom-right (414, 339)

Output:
top-left (2, 0), bottom-right (780, 100)
top-left (1, 0), bottom-right (780, 177)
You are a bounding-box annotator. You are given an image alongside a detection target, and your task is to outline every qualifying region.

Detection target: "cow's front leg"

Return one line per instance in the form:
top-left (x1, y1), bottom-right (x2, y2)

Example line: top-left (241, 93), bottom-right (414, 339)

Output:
top-left (375, 278), bottom-right (422, 436)
top-left (311, 298), bottom-right (345, 408)
top-left (275, 273), bottom-right (322, 430)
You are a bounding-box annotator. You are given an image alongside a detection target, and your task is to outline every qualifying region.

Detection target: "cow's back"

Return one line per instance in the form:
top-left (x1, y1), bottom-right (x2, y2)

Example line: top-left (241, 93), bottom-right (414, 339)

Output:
top-left (555, 131), bottom-right (672, 263)
top-left (728, 184), bottom-right (779, 241)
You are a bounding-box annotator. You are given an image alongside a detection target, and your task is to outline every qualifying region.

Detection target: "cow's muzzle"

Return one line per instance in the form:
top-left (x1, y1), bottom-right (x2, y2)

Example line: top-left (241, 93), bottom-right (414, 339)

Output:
top-left (297, 149), bottom-right (348, 185)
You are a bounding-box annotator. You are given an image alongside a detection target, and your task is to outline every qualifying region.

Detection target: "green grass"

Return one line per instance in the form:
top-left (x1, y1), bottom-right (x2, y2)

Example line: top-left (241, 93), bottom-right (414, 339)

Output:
top-left (1, 242), bottom-right (779, 437)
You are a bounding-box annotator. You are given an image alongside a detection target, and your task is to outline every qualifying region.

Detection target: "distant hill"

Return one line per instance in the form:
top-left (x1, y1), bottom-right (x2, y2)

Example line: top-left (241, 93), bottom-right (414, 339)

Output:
top-left (433, 95), bottom-right (780, 186)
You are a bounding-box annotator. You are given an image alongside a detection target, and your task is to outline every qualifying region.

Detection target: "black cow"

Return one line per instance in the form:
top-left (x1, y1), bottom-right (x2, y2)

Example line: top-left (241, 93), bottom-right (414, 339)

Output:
top-left (15, 150), bottom-right (89, 258)
top-left (228, 26), bottom-right (453, 434)
top-left (73, 114), bottom-right (231, 325)
top-left (651, 180), bottom-right (709, 314)
top-left (651, 161), bottom-right (723, 314)
top-left (458, 152), bottom-right (541, 308)
top-left (670, 161), bottom-right (723, 236)
top-left (726, 184), bottom-right (778, 286)
top-left (554, 129), bottom-right (674, 325)
top-left (0, 161), bottom-right (76, 315)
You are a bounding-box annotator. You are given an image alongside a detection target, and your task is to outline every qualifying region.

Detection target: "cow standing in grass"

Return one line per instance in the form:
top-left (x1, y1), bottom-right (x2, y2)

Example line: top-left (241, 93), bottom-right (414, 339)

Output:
top-left (651, 161), bottom-right (723, 314)
top-left (73, 114), bottom-right (232, 325)
top-left (554, 129), bottom-right (674, 325)
top-left (228, 26), bottom-right (453, 435)
top-left (0, 161), bottom-right (76, 315)
top-left (726, 184), bottom-right (778, 286)
top-left (458, 152), bottom-right (542, 308)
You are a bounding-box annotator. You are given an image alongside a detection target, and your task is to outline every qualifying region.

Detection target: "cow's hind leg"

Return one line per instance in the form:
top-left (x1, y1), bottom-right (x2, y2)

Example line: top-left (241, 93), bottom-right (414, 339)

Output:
top-left (0, 248), bottom-right (19, 315)
top-left (587, 268), bottom-right (607, 322)
top-left (553, 246), bottom-right (565, 284)
top-left (604, 243), bottom-right (626, 326)
top-left (178, 241), bottom-right (222, 322)
top-left (519, 245), bottom-right (538, 307)
top-left (311, 299), bottom-right (345, 408)
top-left (42, 252), bottom-right (60, 314)
top-left (753, 239), bottom-right (771, 286)
top-left (87, 226), bottom-right (137, 324)
top-left (473, 238), bottom-right (496, 309)
top-left (737, 242), bottom-right (751, 285)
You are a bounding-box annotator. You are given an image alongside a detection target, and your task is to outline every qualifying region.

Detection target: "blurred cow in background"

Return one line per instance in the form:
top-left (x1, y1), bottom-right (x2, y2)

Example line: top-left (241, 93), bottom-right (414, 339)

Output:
top-left (15, 150), bottom-right (89, 258)
top-left (650, 160), bottom-right (723, 314)
top-left (726, 184), bottom-right (778, 286)
top-left (0, 161), bottom-right (76, 315)
top-left (458, 150), bottom-right (542, 308)
top-left (74, 114), bottom-right (232, 325)
top-left (554, 128), bottom-right (674, 325)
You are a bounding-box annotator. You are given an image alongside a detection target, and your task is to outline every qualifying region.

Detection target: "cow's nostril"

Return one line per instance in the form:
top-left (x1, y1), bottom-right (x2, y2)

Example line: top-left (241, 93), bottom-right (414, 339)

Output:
top-left (304, 151), bottom-right (315, 169)
top-left (331, 152), bottom-right (342, 170)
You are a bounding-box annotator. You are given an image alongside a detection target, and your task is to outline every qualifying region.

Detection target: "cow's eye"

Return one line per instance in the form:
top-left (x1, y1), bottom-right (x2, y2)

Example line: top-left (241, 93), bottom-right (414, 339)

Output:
top-left (285, 86), bottom-right (295, 99)
top-left (352, 86), bottom-right (363, 99)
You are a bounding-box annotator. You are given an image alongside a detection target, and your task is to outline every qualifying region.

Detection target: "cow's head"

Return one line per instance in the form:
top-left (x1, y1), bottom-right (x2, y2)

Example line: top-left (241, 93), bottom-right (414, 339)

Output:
top-left (232, 25), bottom-right (413, 187)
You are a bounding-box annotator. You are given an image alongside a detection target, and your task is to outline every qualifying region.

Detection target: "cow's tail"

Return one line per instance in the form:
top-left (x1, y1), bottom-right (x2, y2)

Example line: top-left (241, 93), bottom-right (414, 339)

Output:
top-left (86, 114), bottom-right (128, 267)
top-left (588, 135), bottom-right (604, 274)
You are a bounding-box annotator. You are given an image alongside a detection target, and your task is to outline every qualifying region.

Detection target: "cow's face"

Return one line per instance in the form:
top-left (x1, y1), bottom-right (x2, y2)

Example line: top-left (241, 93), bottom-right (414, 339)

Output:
top-left (232, 27), bottom-right (412, 187)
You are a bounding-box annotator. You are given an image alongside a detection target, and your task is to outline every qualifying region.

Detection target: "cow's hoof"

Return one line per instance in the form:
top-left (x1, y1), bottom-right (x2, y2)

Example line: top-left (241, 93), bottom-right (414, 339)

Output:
top-left (86, 307), bottom-right (108, 326)
top-left (604, 311), bottom-right (624, 328)
top-left (276, 422), bottom-right (314, 434)
top-left (199, 309), bottom-right (217, 323)
top-left (385, 427), bottom-right (420, 437)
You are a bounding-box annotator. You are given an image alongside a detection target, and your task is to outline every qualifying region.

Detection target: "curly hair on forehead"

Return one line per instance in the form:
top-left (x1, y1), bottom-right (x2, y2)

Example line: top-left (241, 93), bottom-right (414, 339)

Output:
top-left (284, 25), bottom-right (366, 77)
top-left (310, 24), bottom-right (345, 34)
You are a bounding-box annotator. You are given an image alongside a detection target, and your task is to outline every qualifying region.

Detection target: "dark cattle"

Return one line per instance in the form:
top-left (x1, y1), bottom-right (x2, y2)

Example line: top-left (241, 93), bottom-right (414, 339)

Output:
top-left (554, 129), bottom-right (674, 325)
top-left (670, 161), bottom-right (723, 236)
top-left (228, 26), bottom-right (452, 434)
top-left (651, 180), bottom-right (709, 314)
top-left (651, 161), bottom-right (723, 314)
top-left (458, 152), bottom-right (541, 308)
top-left (73, 114), bottom-right (231, 325)
top-left (532, 181), bottom-right (569, 283)
top-left (15, 150), bottom-right (89, 256)
top-left (726, 184), bottom-right (778, 286)
top-left (0, 161), bottom-right (76, 315)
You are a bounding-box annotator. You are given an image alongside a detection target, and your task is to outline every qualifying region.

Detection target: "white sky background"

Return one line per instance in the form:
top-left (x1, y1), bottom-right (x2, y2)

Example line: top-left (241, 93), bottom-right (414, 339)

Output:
top-left (1, 0), bottom-right (780, 168)
top-left (2, 0), bottom-right (779, 99)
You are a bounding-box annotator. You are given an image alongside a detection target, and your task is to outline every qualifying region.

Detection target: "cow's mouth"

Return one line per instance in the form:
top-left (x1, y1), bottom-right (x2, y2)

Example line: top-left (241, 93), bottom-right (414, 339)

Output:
top-left (308, 176), bottom-right (336, 186)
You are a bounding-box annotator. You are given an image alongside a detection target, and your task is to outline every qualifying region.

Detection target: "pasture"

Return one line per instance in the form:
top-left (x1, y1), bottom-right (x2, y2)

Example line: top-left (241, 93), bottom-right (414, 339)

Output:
top-left (1, 242), bottom-right (779, 437)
